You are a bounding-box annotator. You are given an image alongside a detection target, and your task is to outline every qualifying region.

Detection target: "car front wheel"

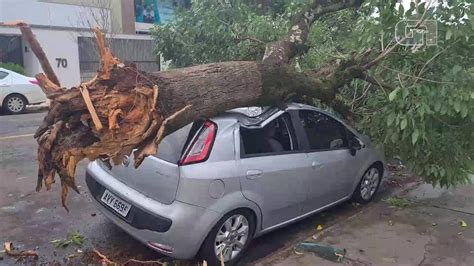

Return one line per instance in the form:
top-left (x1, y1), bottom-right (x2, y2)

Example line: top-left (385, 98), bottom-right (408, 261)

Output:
top-left (200, 209), bottom-right (255, 265)
top-left (3, 94), bottom-right (27, 114)
top-left (353, 165), bottom-right (382, 203)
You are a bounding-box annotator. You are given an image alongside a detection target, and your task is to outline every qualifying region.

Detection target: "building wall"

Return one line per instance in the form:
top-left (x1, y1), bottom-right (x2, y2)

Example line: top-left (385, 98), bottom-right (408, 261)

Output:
top-left (0, 26), bottom-right (81, 87)
top-left (0, 0), bottom-right (111, 31)
top-left (40, 0), bottom-right (127, 34)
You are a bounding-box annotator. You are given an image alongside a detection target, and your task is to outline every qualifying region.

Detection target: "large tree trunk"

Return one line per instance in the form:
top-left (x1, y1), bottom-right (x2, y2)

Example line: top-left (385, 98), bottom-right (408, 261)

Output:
top-left (7, 0), bottom-right (380, 210)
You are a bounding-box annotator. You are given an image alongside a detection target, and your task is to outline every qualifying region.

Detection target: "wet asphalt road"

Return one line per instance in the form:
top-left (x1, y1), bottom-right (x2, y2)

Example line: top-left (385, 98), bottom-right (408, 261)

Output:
top-left (0, 109), bottom-right (374, 265)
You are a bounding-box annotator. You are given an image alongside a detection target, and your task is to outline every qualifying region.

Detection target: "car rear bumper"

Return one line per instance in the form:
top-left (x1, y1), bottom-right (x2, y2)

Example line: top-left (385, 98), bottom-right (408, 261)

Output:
top-left (86, 161), bottom-right (221, 259)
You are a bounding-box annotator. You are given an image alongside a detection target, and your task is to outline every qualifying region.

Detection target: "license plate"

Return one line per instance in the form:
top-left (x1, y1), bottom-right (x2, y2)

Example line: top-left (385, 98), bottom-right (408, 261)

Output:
top-left (101, 189), bottom-right (131, 217)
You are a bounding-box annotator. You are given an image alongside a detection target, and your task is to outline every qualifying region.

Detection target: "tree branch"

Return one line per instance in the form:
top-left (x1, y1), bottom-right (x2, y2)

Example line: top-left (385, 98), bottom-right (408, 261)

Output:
top-left (2, 21), bottom-right (61, 86)
top-left (262, 0), bottom-right (363, 65)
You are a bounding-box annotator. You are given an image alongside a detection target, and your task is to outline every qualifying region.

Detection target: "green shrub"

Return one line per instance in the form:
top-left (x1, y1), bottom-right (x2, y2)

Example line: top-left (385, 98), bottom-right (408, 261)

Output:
top-left (0, 63), bottom-right (26, 75)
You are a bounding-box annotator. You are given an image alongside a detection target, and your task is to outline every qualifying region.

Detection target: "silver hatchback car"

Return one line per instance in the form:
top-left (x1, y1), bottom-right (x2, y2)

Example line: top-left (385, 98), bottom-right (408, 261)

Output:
top-left (86, 103), bottom-right (386, 265)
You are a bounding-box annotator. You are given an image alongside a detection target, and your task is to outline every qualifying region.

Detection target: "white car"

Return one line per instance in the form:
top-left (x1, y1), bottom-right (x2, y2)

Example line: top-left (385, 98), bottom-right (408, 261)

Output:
top-left (0, 67), bottom-right (47, 114)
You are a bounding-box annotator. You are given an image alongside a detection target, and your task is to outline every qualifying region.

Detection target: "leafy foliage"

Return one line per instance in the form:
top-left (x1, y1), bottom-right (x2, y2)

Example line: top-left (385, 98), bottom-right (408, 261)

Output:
top-left (50, 231), bottom-right (85, 248)
top-left (152, 0), bottom-right (310, 67)
top-left (153, 0), bottom-right (473, 187)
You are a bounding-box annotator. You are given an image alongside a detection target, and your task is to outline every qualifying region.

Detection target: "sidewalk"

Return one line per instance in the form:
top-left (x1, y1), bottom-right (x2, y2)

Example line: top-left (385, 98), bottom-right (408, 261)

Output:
top-left (254, 176), bottom-right (474, 266)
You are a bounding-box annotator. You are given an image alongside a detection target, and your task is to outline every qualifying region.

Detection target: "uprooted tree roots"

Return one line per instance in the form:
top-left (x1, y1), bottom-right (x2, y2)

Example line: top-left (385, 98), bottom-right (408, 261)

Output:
top-left (33, 28), bottom-right (193, 210)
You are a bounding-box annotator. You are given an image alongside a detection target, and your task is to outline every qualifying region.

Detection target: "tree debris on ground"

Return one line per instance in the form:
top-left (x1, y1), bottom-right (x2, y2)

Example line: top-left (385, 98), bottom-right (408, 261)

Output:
top-left (3, 242), bottom-right (38, 260)
top-left (89, 248), bottom-right (166, 265)
top-left (294, 241), bottom-right (346, 262)
top-left (383, 197), bottom-right (415, 208)
top-left (50, 231), bottom-right (85, 248)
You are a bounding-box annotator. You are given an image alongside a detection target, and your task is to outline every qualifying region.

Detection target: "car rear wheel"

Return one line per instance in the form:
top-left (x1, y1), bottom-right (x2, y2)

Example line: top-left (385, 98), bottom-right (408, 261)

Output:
top-left (199, 209), bottom-right (255, 266)
top-left (353, 165), bottom-right (382, 203)
top-left (3, 94), bottom-right (27, 114)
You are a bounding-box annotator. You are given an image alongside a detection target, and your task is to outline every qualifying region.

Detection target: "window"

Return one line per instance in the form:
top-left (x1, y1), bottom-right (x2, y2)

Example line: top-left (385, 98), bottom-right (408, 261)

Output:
top-left (155, 123), bottom-right (192, 163)
top-left (299, 110), bottom-right (348, 151)
top-left (241, 113), bottom-right (298, 156)
top-left (0, 71), bottom-right (8, 80)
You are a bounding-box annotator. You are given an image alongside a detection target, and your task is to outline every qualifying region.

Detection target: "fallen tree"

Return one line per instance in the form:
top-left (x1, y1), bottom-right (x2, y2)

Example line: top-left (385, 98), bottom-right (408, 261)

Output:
top-left (5, 0), bottom-right (434, 210)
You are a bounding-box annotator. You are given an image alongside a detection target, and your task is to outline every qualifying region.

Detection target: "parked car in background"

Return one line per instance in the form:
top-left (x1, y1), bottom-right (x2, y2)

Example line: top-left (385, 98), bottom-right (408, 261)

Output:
top-left (0, 67), bottom-right (47, 114)
top-left (86, 103), bottom-right (386, 265)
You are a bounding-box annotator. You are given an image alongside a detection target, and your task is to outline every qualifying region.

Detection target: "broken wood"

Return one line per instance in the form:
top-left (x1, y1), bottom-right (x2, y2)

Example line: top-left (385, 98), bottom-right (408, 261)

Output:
top-left (90, 248), bottom-right (165, 265)
top-left (3, 242), bottom-right (39, 259)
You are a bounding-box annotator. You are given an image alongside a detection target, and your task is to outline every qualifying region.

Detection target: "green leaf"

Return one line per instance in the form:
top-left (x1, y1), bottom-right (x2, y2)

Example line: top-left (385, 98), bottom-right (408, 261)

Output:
top-left (454, 101), bottom-right (461, 113)
top-left (461, 104), bottom-right (468, 118)
top-left (398, 4), bottom-right (405, 17)
top-left (412, 129), bottom-right (420, 144)
top-left (390, 132), bottom-right (398, 143)
top-left (402, 88), bottom-right (409, 99)
top-left (400, 118), bottom-right (408, 130)
top-left (389, 88), bottom-right (400, 101)
top-left (387, 112), bottom-right (396, 126)
top-left (452, 65), bottom-right (462, 74)
top-left (446, 29), bottom-right (453, 40)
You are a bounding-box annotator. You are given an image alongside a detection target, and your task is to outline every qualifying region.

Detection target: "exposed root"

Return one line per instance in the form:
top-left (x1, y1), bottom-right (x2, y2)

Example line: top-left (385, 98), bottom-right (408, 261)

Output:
top-left (108, 109), bottom-right (123, 130)
top-left (133, 104), bottom-right (192, 167)
top-left (11, 22), bottom-right (173, 210)
top-left (93, 27), bottom-right (121, 80)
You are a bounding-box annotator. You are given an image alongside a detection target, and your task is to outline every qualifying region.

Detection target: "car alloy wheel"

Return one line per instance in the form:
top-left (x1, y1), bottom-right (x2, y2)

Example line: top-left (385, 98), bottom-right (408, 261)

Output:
top-left (6, 95), bottom-right (26, 113)
top-left (360, 167), bottom-right (380, 200)
top-left (214, 214), bottom-right (249, 262)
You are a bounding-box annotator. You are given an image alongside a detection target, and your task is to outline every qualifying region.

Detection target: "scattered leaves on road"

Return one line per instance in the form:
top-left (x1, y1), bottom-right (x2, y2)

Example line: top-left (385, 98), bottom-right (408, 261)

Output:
top-left (50, 231), bottom-right (85, 248)
top-left (383, 197), bottom-right (415, 208)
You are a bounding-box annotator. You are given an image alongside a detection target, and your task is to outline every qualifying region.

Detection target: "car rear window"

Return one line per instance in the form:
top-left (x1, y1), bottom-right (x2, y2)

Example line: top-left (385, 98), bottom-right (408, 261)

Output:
top-left (155, 123), bottom-right (192, 163)
top-left (0, 71), bottom-right (8, 80)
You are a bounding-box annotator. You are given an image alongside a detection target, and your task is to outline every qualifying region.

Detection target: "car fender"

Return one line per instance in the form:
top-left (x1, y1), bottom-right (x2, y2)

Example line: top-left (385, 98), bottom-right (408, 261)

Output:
top-left (176, 175), bottom-right (263, 236)
top-left (206, 190), bottom-right (262, 232)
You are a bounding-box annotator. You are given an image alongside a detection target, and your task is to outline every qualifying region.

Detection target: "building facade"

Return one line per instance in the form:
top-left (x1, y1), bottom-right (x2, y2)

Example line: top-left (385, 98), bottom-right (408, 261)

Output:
top-left (0, 0), bottom-right (179, 87)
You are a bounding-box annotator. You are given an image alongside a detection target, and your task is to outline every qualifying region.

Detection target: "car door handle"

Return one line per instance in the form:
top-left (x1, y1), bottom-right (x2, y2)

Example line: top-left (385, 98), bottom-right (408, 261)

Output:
top-left (311, 161), bottom-right (323, 169)
top-left (246, 170), bottom-right (263, 180)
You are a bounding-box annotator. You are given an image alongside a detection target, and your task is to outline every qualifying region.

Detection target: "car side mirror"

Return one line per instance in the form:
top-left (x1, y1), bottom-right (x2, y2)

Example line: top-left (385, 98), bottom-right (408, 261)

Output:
top-left (349, 137), bottom-right (363, 156)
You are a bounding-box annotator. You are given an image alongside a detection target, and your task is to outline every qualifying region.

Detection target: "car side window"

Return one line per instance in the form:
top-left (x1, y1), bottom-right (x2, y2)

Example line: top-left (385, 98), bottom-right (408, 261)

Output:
top-left (299, 110), bottom-right (348, 151)
top-left (0, 71), bottom-right (8, 80)
top-left (240, 113), bottom-right (298, 156)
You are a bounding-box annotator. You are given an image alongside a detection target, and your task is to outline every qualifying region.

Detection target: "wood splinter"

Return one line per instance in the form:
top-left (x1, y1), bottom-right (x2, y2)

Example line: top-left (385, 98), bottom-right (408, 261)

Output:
top-left (79, 85), bottom-right (103, 131)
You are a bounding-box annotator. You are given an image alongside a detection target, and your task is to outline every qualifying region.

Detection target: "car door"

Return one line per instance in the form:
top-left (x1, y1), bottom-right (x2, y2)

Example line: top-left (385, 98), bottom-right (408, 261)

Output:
top-left (296, 109), bottom-right (359, 213)
top-left (238, 112), bottom-right (312, 229)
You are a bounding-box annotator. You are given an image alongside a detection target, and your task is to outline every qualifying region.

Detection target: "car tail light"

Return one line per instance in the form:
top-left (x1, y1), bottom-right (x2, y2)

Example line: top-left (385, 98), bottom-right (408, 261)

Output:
top-left (29, 79), bottom-right (39, 85)
top-left (180, 120), bottom-right (217, 165)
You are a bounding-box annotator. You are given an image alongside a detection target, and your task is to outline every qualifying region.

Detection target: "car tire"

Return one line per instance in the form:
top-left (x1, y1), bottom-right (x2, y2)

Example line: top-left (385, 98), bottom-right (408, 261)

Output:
top-left (352, 164), bottom-right (382, 204)
top-left (199, 209), bottom-right (255, 266)
top-left (3, 94), bottom-right (27, 114)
